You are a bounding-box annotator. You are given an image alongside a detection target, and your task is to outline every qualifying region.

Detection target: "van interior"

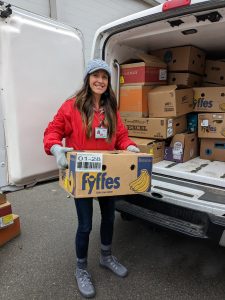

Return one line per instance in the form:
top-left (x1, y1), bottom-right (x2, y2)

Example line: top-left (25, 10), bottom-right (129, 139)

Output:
top-left (104, 5), bottom-right (225, 188)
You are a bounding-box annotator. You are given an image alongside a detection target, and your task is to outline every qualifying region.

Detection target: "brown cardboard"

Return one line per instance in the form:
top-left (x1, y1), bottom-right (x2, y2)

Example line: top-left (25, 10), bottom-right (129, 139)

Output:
top-left (193, 87), bottom-right (225, 112)
top-left (131, 137), bottom-right (165, 163)
top-left (122, 115), bottom-right (187, 139)
top-left (0, 194), bottom-right (6, 205)
top-left (204, 60), bottom-right (225, 85)
top-left (200, 138), bottom-right (225, 162)
top-left (0, 215), bottom-right (21, 247)
top-left (152, 46), bottom-right (205, 75)
top-left (119, 85), bottom-right (153, 117)
top-left (120, 53), bottom-right (167, 85)
top-left (59, 151), bottom-right (153, 198)
top-left (198, 113), bottom-right (225, 138)
top-left (148, 85), bottom-right (193, 117)
top-left (164, 132), bottom-right (199, 163)
top-left (201, 82), bottom-right (224, 87)
top-left (168, 72), bottom-right (202, 87)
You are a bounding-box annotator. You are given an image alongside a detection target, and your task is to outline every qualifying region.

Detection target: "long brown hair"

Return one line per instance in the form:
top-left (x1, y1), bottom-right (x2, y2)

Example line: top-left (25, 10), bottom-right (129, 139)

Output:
top-left (75, 74), bottom-right (118, 141)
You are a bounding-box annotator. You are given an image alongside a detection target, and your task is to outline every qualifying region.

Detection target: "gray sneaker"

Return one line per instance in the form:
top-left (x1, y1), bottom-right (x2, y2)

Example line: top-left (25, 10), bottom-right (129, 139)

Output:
top-left (100, 255), bottom-right (128, 278)
top-left (75, 268), bottom-right (96, 298)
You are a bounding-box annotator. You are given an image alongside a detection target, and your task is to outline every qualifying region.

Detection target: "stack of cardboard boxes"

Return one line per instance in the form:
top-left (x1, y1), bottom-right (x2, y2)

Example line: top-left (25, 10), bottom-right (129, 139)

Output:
top-left (120, 46), bottom-right (206, 163)
top-left (194, 87), bottom-right (225, 162)
top-left (119, 53), bottom-right (168, 163)
top-left (0, 194), bottom-right (21, 247)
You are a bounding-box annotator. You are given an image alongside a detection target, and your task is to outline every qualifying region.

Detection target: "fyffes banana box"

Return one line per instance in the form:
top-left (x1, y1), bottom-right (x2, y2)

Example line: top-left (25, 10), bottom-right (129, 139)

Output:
top-left (59, 151), bottom-right (153, 198)
top-left (193, 87), bottom-right (225, 112)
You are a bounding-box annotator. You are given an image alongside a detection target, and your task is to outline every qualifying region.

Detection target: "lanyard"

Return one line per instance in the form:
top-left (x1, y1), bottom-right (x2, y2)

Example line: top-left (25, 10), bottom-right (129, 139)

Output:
top-left (94, 107), bottom-right (105, 128)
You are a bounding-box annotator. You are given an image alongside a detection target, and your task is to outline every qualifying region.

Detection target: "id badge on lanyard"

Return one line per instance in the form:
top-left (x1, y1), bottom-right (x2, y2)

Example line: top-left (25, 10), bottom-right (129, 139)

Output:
top-left (95, 127), bottom-right (108, 139)
top-left (95, 113), bottom-right (108, 139)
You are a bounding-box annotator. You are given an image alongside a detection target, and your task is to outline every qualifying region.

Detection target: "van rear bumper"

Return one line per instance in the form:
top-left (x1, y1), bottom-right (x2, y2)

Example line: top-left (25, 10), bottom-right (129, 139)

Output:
top-left (115, 194), bottom-right (225, 246)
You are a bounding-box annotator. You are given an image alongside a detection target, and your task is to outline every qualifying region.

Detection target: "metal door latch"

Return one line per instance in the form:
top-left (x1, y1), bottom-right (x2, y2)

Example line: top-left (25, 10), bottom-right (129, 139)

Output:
top-left (0, 2), bottom-right (12, 19)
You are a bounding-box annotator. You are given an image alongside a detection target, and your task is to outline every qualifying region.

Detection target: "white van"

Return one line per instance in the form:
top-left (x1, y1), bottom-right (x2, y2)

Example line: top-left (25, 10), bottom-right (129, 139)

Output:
top-left (1, 0), bottom-right (225, 245)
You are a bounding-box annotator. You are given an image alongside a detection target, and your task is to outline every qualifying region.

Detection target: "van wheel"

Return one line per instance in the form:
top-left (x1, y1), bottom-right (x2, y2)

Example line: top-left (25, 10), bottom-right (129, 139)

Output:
top-left (120, 212), bottom-right (134, 221)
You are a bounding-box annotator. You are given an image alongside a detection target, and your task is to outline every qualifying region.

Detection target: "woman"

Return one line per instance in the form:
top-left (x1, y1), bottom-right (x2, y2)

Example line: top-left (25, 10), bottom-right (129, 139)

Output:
top-left (44, 59), bottom-right (140, 298)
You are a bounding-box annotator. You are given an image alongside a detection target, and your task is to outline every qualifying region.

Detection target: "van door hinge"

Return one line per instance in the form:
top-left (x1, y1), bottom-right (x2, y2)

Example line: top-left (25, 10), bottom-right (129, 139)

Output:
top-left (196, 11), bottom-right (222, 23)
top-left (0, 2), bottom-right (12, 19)
top-left (168, 19), bottom-right (184, 27)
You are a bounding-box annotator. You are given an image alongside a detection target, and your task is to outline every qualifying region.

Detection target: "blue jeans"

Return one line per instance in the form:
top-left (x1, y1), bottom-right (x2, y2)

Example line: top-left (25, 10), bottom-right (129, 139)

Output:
top-left (74, 197), bottom-right (116, 259)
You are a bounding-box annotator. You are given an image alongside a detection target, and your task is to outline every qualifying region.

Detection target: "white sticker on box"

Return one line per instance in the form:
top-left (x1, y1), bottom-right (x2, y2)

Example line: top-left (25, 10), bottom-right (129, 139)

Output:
top-left (76, 153), bottom-right (103, 172)
top-left (159, 69), bottom-right (167, 80)
top-left (201, 119), bottom-right (209, 127)
top-left (168, 119), bottom-right (173, 127)
top-left (167, 127), bottom-right (173, 137)
top-left (172, 142), bottom-right (183, 160)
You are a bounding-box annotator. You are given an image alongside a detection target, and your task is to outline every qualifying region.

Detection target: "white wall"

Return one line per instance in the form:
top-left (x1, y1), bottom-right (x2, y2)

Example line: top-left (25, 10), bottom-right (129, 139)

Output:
top-left (55, 0), bottom-right (151, 62)
top-left (8, 0), bottom-right (50, 16)
top-left (9, 0), bottom-right (151, 62)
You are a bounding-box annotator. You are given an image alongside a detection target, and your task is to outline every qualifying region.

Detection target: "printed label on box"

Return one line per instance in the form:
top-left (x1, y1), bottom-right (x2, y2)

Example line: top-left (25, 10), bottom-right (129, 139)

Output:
top-left (172, 142), bottom-right (183, 160)
top-left (167, 127), bottom-right (173, 137)
top-left (76, 153), bottom-right (103, 172)
top-left (168, 119), bottom-right (173, 127)
top-left (120, 76), bottom-right (125, 84)
top-left (201, 119), bottom-right (209, 127)
top-left (159, 69), bottom-right (167, 80)
top-left (0, 214), bottom-right (14, 228)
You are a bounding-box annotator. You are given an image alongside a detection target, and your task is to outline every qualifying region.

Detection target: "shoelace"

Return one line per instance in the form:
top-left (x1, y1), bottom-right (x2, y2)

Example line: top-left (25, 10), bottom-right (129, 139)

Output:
top-left (78, 270), bottom-right (93, 288)
top-left (107, 256), bottom-right (121, 270)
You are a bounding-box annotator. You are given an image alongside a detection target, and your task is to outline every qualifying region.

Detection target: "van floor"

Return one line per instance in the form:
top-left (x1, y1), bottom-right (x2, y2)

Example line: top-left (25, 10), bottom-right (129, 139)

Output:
top-left (153, 157), bottom-right (225, 188)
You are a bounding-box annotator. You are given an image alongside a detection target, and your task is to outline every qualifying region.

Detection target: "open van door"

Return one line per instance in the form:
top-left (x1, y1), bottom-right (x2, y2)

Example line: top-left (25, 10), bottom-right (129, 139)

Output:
top-left (0, 3), bottom-right (84, 191)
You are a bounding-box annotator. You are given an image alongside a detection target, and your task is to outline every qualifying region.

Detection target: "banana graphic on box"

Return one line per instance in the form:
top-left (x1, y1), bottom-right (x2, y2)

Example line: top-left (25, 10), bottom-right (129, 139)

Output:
top-left (129, 169), bottom-right (151, 193)
top-left (68, 171), bottom-right (74, 194)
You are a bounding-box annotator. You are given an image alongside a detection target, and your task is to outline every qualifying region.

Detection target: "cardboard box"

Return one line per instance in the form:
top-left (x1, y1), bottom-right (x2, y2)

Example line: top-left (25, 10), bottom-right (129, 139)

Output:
top-left (201, 82), bottom-right (224, 87)
top-left (122, 115), bottom-right (187, 139)
top-left (168, 72), bottom-right (202, 87)
top-left (152, 46), bottom-right (205, 75)
top-left (193, 87), bottom-right (225, 112)
top-left (204, 60), bottom-right (225, 85)
top-left (0, 201), bottom-right (13, 228)
top-left (0, 194), bottom-right (6, 205)
top-left (119, 85), bottom-right (153, 117)
top-left (164, 132), bottom-right (199, 163)
top-left (200, 138), bottom-right (225, 162)
top-left (59, 151), bottom-right (153, 198)
top-left (148, 85), bottom-right (193, 117)
top-left (120, 53), bottom-right (167, 85)
top-left (198, 113), bottom-right (225, 138)
top-left (131, 137), bottom-right (165, 163)
top-left (0, 215), bottom-right (21, 247)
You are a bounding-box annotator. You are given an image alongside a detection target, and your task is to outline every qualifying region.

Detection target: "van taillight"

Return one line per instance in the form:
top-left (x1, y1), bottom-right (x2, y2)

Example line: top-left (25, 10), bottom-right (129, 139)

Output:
top-left (163, 0), bottom-right (191, 12)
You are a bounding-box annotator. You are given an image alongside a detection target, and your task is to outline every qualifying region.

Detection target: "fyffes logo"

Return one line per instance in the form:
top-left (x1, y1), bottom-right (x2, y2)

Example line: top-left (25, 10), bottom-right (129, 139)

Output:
top-left (208, 125), bottom-right (216, 132)
top-left (193, 97), bottom-right (213, 109)
top-left (82, 172), bottom-right (120, 194)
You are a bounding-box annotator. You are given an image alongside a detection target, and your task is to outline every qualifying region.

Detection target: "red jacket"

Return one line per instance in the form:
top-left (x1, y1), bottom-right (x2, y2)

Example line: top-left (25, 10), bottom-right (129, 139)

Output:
top-left (44, 97), bottom-right (135, 154)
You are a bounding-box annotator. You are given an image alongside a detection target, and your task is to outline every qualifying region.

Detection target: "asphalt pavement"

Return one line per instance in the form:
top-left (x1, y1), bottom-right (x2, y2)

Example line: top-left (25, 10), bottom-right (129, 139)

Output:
top-left (1, 181), bottom-right (225, 300)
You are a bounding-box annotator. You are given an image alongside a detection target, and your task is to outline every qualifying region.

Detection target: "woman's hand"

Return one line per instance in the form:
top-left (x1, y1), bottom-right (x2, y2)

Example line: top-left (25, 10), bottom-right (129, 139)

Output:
top-left (126, 145), bottom-right (140, 153)
top-left (50, 145), bottom-right (74, 169)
